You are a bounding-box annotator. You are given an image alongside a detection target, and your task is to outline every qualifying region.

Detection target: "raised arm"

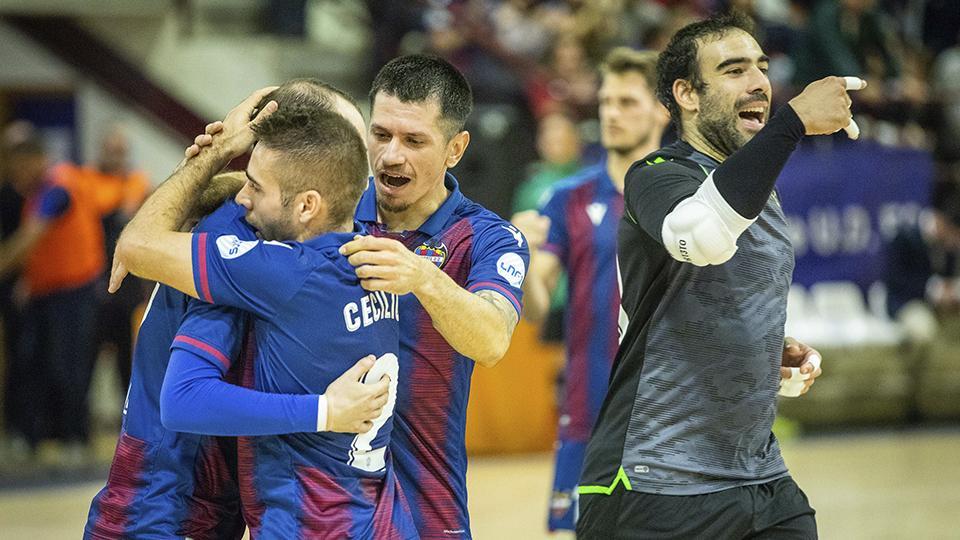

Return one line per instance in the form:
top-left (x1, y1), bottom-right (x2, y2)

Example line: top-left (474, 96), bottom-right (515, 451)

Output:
top-left (647, 77), bottom-right (865, 267)
top-left (112, 87), bottom-right (277, 297)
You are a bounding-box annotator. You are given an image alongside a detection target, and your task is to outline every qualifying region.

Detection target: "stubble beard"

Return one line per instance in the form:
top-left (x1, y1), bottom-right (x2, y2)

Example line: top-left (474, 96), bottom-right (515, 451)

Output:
top-left (696, 92), bottom-right (750, 160)
top-left (255, 215), bottom-right (298, 242)
top-left (377, 198), bottom-right (411, 215)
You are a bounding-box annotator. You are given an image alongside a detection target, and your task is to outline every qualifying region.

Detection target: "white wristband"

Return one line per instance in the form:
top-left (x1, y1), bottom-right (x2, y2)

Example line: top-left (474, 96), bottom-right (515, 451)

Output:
top-left (316, 394), bottom-right (328, 432)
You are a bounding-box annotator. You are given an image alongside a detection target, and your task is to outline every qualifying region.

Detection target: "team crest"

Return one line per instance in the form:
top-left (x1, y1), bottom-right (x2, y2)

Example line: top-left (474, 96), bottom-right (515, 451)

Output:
top-left (414, 241), bottom-right (448, 268)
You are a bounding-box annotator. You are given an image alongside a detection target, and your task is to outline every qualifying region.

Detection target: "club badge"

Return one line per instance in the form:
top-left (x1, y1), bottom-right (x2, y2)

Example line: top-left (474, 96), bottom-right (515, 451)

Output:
top-left (414, 241), bottom-right (448, 268)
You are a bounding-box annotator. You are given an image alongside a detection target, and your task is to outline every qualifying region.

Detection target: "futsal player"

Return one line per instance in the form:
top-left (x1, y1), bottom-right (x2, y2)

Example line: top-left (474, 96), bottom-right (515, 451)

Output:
top-left (511, 47), bottom-right (669, 532)
top-left (85, 81), bottom-right (391, 539)
top-left (339, 55), bottom-right (530, 538)
top-left (578, 14), bottom-right (852, 538)
top-left (112, 86), bottom-right (418, 538)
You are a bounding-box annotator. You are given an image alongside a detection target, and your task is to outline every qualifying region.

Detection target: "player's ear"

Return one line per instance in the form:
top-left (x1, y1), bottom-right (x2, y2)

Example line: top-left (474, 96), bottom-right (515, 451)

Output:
top-left (673, 78), bottom-right (699, 114)
top-left (297, 190), bottom-right (324, 224)
top-left (445, 130), bottom-right (470, 169)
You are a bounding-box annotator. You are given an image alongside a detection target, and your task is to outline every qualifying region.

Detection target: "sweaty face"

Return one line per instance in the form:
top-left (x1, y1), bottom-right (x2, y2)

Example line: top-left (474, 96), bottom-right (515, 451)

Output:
top-left (599, 71), bottom-right (667, 155)
top-left (692, 30), bottom-right (771, 157)
top-left (368, 93), bottom-right (452, 215)
top-left (235, 144), bottom-right (298, 242)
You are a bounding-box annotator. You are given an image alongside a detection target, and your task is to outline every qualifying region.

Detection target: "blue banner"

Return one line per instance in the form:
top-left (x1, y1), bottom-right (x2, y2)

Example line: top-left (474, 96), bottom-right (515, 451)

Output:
top-left (777, 141), bottom-right (932, 289)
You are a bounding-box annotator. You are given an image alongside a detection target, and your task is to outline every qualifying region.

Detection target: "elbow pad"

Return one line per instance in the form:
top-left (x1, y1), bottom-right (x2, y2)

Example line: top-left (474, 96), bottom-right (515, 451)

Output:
top-left (660, 172), bottom-right (756, 266)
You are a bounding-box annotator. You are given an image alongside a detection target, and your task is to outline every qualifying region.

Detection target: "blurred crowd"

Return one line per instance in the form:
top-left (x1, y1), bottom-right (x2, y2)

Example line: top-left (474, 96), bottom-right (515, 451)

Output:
top-left (364, 0), bottom-right (960, 214)
top-left (0, 122), bottom-right (151, 468)
top-left (367, 0), bottom-right (960, 330)
top-left (3, 0), bottom-right (960, 469)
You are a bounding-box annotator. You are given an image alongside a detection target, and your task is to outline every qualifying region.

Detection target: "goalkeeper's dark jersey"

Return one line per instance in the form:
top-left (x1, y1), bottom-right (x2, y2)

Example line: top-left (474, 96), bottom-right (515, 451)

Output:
top-left (579, 139), bottom-right (794, 496)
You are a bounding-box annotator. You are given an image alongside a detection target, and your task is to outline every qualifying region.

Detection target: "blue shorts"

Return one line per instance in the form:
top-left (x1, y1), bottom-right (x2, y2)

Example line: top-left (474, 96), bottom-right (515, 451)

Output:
top-left (548, 438), bottom-right (587, 531)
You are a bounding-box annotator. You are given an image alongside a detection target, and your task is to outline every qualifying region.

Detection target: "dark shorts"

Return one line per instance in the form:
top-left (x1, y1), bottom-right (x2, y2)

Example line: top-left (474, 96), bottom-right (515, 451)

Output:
top-left (577, 476), bottom-right (816, 539)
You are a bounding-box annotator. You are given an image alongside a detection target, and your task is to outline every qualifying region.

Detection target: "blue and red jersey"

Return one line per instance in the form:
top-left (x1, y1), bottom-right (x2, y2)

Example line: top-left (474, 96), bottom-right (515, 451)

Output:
top-left (356, 174), bottom-right (529, 538)
top-left (85, 199), bottom-right (251, 540)
top-left (189, 224), bottom-right (415, 539)
top-left (540, 163), bottom-right (623, 442)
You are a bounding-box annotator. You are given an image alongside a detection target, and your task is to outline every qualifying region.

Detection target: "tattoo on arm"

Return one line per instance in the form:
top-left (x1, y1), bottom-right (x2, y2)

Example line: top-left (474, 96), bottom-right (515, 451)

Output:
top-left (476, 290), bottom-right (519, 331)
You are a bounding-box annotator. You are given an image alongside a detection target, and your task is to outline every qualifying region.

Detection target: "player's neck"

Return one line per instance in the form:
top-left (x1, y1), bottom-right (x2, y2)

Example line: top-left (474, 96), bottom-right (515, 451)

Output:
top-left (606, 139), bottom-right (661, 194)
top-left (296, 219), bottom-right (354, 241)
top-left (681, 127), bottom-right (728, 163)
top-left (379, 180), bottom-right (451, 232)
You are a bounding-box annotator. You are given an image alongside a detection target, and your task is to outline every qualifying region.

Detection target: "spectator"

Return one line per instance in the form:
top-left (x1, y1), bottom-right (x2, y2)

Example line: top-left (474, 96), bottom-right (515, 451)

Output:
top-left (513, 111), bottom-right (583, 212)
top-left (511, 111), bottom-right (583, 343)
top-left (87, 125), bottom-right (151, 393)
top-left (793, 0), bottom-right (902, 92)
top-left (526, 35), bottom-right (599, 120)
top-left (884, 209), bottom-right (960, 329)
top-left (0, 130), bottom-right (123, 464)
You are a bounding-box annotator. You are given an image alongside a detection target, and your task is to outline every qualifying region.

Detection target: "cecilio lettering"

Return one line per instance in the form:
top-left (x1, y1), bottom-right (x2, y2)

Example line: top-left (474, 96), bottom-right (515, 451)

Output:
top-left (343, 291), bottom-right (400, 332)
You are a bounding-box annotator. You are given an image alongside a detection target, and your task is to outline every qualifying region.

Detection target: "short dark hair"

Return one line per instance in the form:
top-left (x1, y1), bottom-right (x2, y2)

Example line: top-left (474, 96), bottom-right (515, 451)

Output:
top-left (256, 78), bottom-right (361, 120)
top-left (656, 12), bottom-right (757, 133)
top-left (369, 54), bottom-right (473, 138)
top-left (601, 47), bottom-right (659, 93)
top-left (252, 106), bottom-right (368, 226)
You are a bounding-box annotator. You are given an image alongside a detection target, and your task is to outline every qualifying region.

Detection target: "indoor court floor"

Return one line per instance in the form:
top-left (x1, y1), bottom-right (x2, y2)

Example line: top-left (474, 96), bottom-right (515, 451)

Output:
top-left (0, 430), bottom-right (957, 539)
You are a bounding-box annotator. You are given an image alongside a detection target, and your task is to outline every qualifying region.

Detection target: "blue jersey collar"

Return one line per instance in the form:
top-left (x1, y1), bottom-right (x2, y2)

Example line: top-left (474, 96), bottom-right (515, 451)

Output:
top-left (302, 221), bottom-right (365, 250)
top-left (356, 173), bottom-right (463, 236)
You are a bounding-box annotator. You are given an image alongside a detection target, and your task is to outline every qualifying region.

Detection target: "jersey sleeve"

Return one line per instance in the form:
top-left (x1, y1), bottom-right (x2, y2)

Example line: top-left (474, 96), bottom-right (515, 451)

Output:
top-left (191, 233), bottom-right (309, 318)
top-left (465, 220), bottom-right (531, 317)
top-left (538, 187), bottom-right (569, 262)
top-left (623, 161), bottom-right (701, 246)
top-left (160, 348), bottom-right (320, 436)
top-left (171, 298), bottom-right (246, 374)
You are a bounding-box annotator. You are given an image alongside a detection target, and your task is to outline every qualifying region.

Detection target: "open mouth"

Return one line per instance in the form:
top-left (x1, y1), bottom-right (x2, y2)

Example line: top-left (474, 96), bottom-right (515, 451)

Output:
top-left (737, 106), bottom-right (766, 130)
top-left (378, 172), bottom-right (411, 189)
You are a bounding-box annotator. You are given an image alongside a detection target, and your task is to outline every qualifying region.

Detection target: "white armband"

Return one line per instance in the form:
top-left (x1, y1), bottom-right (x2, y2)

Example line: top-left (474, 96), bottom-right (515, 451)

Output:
top-left (316, 394), bottom-right (328, 432)
top-left (660, 171), bottom-right (756, 266)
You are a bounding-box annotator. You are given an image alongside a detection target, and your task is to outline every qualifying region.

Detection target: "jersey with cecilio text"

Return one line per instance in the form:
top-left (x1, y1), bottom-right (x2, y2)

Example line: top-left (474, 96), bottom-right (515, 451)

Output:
top-left (356, 174), bottom-right (529, 538)
top-left (85, 199), bottom-right (251, 540)
top-left (191, 224), bottom-right (416, 539)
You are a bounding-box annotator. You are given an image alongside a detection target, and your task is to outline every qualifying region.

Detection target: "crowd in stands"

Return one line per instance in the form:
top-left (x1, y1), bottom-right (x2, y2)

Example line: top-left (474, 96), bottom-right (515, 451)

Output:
top-left (362, 0), bottom-right (960, 212)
